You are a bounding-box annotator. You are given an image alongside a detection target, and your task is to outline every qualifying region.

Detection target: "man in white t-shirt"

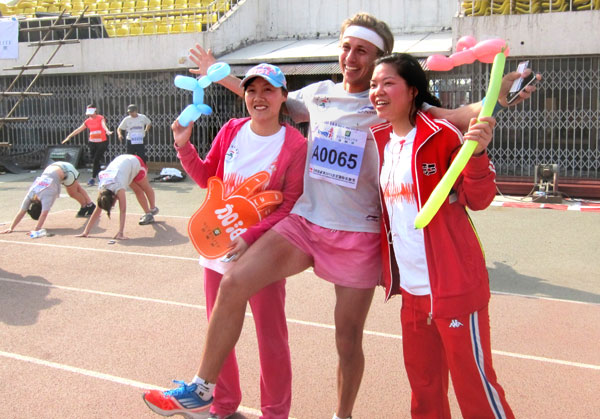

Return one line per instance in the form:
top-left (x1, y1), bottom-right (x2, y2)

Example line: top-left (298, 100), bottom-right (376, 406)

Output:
top-left (117, 104), bottom-right (152, 162)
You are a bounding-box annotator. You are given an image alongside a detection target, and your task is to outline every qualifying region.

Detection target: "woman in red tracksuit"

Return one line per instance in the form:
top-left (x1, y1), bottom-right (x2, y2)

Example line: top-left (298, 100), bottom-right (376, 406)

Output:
top-left (143, 63), bottom-right (307, 419)
top-left (369, 53), bottom-right (515, 418)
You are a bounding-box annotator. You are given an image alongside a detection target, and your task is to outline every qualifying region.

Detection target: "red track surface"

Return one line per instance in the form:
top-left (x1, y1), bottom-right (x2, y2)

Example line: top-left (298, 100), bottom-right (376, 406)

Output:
top-left (1, 195), bottom-right (599, 418)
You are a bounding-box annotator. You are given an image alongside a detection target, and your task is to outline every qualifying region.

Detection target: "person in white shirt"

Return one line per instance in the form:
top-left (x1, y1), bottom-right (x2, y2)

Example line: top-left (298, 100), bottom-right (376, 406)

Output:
top-left (1, 162), bottom-right (95, 234)
top-left (78, 154), bottom-right (158, 240)
top-left (117, 104), bottom-right (152, 163)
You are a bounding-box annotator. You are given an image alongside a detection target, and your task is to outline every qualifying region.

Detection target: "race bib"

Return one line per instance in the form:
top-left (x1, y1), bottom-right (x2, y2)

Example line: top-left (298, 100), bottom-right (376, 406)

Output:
top-left (308, 123), bottom-right (367, 189)
top-left (89, 130), bottom-right (104, 142)
top-left (130, 132), bottom-right (144, 145)
top-left (98, 169), bottom-right (118, 187)
top-left (32, 175), bottom-right (53, 194)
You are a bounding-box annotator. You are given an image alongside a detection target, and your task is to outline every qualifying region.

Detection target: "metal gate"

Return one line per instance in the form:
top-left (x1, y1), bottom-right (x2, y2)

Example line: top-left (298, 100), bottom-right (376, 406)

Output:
top-left (1, 55), bottom-right (599, 179)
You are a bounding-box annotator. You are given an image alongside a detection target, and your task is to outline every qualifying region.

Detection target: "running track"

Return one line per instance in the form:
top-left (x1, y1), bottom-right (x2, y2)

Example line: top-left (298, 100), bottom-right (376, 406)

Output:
top-left (1, 202), bottom-right (599, 418)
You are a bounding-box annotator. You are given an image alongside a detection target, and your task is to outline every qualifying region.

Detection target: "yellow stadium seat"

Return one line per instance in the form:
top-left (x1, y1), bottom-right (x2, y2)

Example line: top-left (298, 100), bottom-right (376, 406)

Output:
top-left (148, 0), bottom-right (161, 10)
top-left (171, 21), bottom-right (185, 32)
top-left (116, 24), bottom-right (129, 36)
top-left (211, 0), bottom-right (229, 12)
top-left (83, 2), bottom-right (96, 13)
top-left (201, 12), bottom-right (217, 24)
top-left (0, 4), bottom-right (11, 15)
top-left (105, 25), bottom-right (117, 37)
top-left (57, 1), bottom-right (72, 12)
top-left (71, 2), bottom-right (84, 12)
top-left (122, 0), bottom-right (135, 12)
top-left (188, 0), bottom-right (201, 7)
top-left (174, 0), bottom-right (187, 8)
top-left (95, 2), bottom-right (109, 14)
top-left (162, 0), bottom-right (175, 9)
top-left (143, 22), bottom-right (157, 34)
top-left (129, 23), bottom-right (143, 35)
top-left (109, 1), bottom-right (122, 12)
top-left (185, 21), bottom-right (202, 32)
top-left (156, 21), bottom-right (170, 33)
top-left (136, 0), bottom-right (148, 11)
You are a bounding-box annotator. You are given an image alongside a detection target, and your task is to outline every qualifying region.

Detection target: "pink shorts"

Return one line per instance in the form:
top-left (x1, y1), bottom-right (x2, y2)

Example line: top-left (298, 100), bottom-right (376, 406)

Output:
top-left (272, 214), bottom-right (382, 289)
top-left (133, 155), bottom-right (148, 182)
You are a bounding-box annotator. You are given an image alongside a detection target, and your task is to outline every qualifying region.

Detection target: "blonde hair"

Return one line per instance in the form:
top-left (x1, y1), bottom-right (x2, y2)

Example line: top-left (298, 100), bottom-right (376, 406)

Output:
top-left (339, 12), bottom-right (394, 56)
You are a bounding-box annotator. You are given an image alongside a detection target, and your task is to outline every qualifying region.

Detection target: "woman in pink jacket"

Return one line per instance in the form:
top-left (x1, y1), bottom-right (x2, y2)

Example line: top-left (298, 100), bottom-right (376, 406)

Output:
top-left (370, 53), bottom-right (514, 418)
top-left (143, 63), bottom-right (307, 419)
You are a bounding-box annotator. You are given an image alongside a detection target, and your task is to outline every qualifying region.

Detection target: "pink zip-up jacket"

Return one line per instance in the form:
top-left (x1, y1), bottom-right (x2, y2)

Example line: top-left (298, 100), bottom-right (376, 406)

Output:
top-left (176, 117), bottom-right (307, 246)
top-left (371, 111), bottom-right (496, 319)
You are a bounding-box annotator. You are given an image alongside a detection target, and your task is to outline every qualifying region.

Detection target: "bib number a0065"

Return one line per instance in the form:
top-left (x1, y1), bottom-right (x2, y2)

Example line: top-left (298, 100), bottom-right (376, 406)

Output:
top-left (308, 123), bottom-right (366, 189)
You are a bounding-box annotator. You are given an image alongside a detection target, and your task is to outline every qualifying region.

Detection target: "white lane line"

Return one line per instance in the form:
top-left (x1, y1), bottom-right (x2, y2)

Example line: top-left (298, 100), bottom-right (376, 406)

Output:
top-left (4, 239), bottom-right (596, 308)
top-left (2, 277), bottom-right (599, 371)
top-left (0, 239), bottom-right (198, 261)
top-left (0, 350), bottom-right (265, 418)
top-left (0, 350), bottom-right (165, 390)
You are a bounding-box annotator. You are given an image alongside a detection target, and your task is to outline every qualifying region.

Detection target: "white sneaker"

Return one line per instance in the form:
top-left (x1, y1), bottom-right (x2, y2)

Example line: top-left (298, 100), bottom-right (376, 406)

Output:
top-left (139, 213), bottom-right (154, 225)
top-left (150, 207), bottom-right (159, 216)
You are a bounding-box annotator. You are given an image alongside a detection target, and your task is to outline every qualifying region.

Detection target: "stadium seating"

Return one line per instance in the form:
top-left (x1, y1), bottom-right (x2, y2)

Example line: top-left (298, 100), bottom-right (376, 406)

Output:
top-left (1, 0), bottom-right (230, 37)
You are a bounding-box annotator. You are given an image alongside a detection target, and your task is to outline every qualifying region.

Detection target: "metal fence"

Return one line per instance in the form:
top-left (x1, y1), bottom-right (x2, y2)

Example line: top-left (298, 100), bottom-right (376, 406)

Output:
top-left (432, 56), bottom-right (600, 179)
top-left (1, 55), bottom-right (599, 179)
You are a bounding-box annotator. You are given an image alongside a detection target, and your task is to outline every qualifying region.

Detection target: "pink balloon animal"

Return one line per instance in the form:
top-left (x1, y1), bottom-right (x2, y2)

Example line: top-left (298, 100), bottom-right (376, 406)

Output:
top-left (427, 36), bottom-right (509, 71)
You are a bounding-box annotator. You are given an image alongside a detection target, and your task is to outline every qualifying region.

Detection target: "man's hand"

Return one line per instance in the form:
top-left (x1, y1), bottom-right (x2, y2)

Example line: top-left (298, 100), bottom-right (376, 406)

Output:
top-left (498, 69), bottom-right (542, 107)
top-left (189, 44), bottom-right (217, 77)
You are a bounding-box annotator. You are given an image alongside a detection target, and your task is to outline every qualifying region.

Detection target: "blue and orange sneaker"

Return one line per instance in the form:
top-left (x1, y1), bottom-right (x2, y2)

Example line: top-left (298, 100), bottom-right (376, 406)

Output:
top-left (143, 380), bottom-right (212, 418)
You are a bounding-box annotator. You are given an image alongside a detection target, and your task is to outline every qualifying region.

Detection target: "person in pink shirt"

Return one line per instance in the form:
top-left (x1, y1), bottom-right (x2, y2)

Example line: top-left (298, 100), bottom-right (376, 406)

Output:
top-left (63, 104), bottom-right (113, 186)
top-left (143, 63), bottom-right (307, 419)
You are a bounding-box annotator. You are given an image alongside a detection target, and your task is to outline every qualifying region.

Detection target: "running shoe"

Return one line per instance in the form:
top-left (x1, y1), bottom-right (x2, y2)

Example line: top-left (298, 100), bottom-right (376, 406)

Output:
top-left (87, 178), bottom-right (96, 186)
top-left (139, 213), bottom-right (155, 225)
top-left (143, 380), bottom-right (213, 418)
top-left (84, 203), bottom-right (96, 216)
top-left (76, 206), bottom-right (88, 217)
top-left (151, 206), bottom-right (160, 216)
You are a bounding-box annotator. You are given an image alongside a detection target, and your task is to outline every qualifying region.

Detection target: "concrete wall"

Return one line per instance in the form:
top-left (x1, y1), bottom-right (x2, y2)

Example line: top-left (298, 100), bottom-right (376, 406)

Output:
top-left (1, 0), bottom-right (459, 75)
top-left (453, 10), bottom-right (600, 57)
top-left (2, 1), bottom-right (599, 76)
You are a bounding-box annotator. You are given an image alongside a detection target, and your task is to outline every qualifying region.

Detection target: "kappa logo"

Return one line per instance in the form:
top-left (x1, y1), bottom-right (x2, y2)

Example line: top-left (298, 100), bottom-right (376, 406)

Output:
top-left (422, 163), bottom-right (437, 176)
top-left (449, 319), bottom-right (463, 328)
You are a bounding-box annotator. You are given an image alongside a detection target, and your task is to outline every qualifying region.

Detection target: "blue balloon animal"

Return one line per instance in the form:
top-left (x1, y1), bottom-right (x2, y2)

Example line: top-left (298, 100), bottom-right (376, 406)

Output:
top-left (174, 62), bottom-right (231, 127)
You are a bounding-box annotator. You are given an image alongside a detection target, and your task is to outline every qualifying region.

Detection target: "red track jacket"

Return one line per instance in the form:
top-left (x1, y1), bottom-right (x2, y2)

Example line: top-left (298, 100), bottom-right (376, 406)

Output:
top-left (371, 111), bottom-right (497, 319)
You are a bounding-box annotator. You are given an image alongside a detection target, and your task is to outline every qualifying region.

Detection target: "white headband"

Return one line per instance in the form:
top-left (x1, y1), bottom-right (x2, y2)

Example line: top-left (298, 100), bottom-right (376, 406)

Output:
top-left (342, 25), bottom-right (385, 51)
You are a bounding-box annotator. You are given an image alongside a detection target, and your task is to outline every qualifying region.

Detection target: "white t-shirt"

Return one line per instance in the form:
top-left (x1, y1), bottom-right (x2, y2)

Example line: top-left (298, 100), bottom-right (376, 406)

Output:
top-left (380, 129), bottom-right (431, 296)
top-left (286, 80), bottom-right (383, 233)
top-left (98, 154), bottom-right (141, 193)
top-left (118, 114), bottom-right (151, 144)
top-left (21, 169), bottom-right (61, 211)
top-left (201, 121), bottom-right (286, 274)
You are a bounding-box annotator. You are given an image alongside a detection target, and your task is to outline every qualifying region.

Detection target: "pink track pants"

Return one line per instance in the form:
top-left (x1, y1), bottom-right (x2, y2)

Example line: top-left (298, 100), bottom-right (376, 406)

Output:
top-left (203, 268), bottom-right (292, 419)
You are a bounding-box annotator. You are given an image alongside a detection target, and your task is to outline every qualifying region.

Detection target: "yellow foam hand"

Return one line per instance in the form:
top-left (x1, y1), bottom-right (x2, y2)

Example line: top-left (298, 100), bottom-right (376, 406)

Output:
top-left (188, 171), bottom-right (283, 259)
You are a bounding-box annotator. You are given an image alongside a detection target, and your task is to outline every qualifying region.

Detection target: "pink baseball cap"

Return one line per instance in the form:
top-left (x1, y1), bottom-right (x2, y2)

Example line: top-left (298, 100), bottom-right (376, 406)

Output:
top-left (240, 63), bottom-right (287, 90)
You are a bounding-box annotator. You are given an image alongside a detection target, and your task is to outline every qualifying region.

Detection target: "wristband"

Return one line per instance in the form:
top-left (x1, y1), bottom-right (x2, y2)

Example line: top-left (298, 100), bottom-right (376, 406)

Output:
top-left (481, 96), bottom-right (505, 117)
